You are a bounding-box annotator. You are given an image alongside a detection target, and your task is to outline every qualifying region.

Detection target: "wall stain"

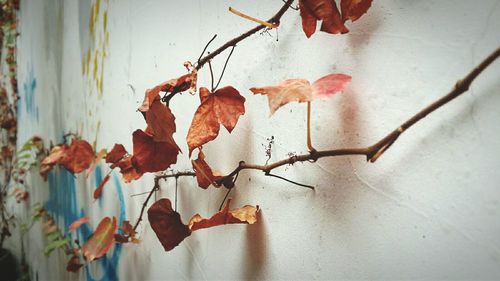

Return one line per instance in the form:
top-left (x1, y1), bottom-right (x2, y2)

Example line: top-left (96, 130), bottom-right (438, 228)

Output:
top-left (82, 0), bottom-right (110, 97)
top-left (20, 63), bottom-right (39, 122)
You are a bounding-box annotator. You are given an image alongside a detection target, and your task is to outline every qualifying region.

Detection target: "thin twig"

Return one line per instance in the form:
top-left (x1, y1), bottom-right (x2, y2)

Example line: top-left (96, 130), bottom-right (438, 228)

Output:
top-left (197, 34), bottom-right (217, 65)
top-left (132, 178), bottom-right (160, 232)
top-left (306, 101), bottom-right (315, 152)
top-left (208, 59), bottom-right (215, 92)
top-left (265, 172), bottom-right (315, 189)
top-left (196, 0), bottom-right (294, 70)
top-left (214, 45), bottom-right (236, 90)
top-left (219, 188), bottom-right (232, 211)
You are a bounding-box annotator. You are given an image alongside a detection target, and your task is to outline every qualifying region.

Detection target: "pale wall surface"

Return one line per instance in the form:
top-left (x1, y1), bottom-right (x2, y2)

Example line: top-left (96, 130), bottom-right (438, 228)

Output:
top-left (13, 0), bottom-right (500, 280)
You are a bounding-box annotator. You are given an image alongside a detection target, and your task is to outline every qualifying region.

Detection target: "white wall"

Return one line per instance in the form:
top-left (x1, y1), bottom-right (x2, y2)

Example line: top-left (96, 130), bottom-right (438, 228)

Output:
top-left (15, 0), bottom-right (500, 280)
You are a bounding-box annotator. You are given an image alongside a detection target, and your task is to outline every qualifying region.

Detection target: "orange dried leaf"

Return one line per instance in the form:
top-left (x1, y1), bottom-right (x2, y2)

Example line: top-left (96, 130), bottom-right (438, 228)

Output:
top-left (299, 0), bottom-right (348, 38)
top-left (250, 79), bottom-right (312, 115)
top-left (106, 144), bottom-right (128, 164)
top-left (59, 140), bottom-right (95, 174)
top-left (131, 129), bottom-right (179, 174)
top-left (139, 71), bottom-right (197, 112)
top-left (186, 86), bottom-right (245, 155)
top-left (251, 73), bottom-right (351, 114)
top-left (147, 198), bottom-right (192, 251)
top-left (93, 174), bottom-right (110, 199)
top-left (188, 199), bottom-right (259, 231)
top-left (40, 145), bottom-right (67, 180)
top-left (340, 0), bottom-right (372, 22)
top-left (112, 155), bottom-right (143, 183)
top-left (68, 217), bottom-right (90, 232)
top-left (82, 217), bottom-right (118, 262)
top-left (145, 98), bottom-right (180, 145)
top-left (191, 150), bottom-right (222, 189)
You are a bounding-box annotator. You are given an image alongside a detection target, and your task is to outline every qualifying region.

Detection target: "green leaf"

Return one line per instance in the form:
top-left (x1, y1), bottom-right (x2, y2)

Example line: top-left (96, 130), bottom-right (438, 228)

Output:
top-left (44, 237), bottom-right (71, 256)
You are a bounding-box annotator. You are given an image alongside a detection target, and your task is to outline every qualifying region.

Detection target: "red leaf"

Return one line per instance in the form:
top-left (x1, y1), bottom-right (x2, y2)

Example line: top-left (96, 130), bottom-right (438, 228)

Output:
top-left (66, 255), bottom-right (83, 272)
top-left (105, 144), bottom-right (127, 164)
top-left (340, 0), bottom-right (372, 22)
top-left (68, 217), bottom-right (90, 232)
top-left (188, 199), bottom-right (259, 231)
top-left (131, 130), bottom-right (179, 174)
top-left (93, 174), bottom-right (110, 199)
top-left (147, 198), bottom-right (192, 251)
top-left (82, 217), bottom-right (117, 262)
top-left (299, 0), bottom-right (348, 38)
top-left (191, 150), bottom-right (222, 189)
top-left (186, 86), bottom-right (245, 155)
top-left (311, 73), bottom-right (352, 99)
top-left (59, 140), bottom-right (95, 174)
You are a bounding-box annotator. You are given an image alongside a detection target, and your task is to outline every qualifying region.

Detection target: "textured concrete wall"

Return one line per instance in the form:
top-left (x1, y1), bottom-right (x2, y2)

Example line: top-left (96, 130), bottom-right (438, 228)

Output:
top-left (15, 0), bottom-right (500, 280)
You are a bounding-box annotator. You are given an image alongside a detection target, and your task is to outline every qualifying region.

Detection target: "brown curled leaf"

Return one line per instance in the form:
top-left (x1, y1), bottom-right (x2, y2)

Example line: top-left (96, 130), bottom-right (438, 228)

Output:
top-left (188, 198), bottom-right (259, 231)
top-left (191, 150), bottom-right (223, 189)
top-left (82, 217), bottom-right (118, 262)
top-left (131, 129), bottom-right (179, 174)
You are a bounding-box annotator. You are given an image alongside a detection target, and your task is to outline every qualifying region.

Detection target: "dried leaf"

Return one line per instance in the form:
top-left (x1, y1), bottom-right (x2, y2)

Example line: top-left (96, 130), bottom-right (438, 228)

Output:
top-left (106, 144), bottom-right (127, 164)
top-left (147, 198), bottom-right (192, 251)
top-left (251, 73), bottom-right (351, 114)
top-left (144, 97), bottom-right (180, 145)
top-left (68, 217), bottom-right (90, 232)
top-left (299, 0), bottom-right (348, 38)
top-left (250, 79), bottom-right (312, 115)
top-left (340, 0), bottom-right (372, 22)
top-left (131, 129), bottom-right (179, 174)
top-left (82, 217), bottom-right (118, 262)
top-left (188, 199), bottom-right (259, 231)
top-left (191, 150), bottom-right (222, 189)
top-left (93, 174), bottom-right (110, 199)
top-left (113, 155), bottom-right (143, 183)
top-left (40, 145), bottom-right (67, 180)
top-left (139, 71), bottom-right (197, 112)
top-left (186, 86), bottom-right (245, 155)
top-left (148, 197), bottom-right (259, 251)
top-left (66, 255), bottom-right (83, 272)
top-left (59, 140), bottom-right (95, 174)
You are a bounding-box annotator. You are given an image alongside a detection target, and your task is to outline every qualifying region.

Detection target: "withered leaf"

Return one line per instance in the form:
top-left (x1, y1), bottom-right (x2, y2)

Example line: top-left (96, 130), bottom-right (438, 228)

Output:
top-left (188, 198), bottom-right (259, 231)
top-left (82, 217), bottom-right (117, 262)
top-left (147, 198), bottom-right (192, 251)
top-left (191, 150), bottom-right (222, 189)
top-left (131, 129), bottom-right (179, 174)
top-left (105, 144), bottom-right (127, 164)
top-left (40, 145), bottom-right (67, 180)
top-left (299, 0), bottom-right (348, 38)
top-left (112, 155), bottom-right (143, 183)
top-left (340, 0), bottom-right (373, 22)
top-left (68, 217), bottom-right (90, 232)
top-left (66, 255), bottom-right (83, 272)
top-left (250, 79), bottom-right (312, 115)
top-left (250, 73), bottom-right (351, 115)
top-left (186, 86), bottom-right (245, 155)
top-left (148, 197), bottom-right (259, 251)
top-left (93, 174), bottom-right (110, 199)
top-left (144, 97), bottom-right (180, 145)
top-left (59, 140), bottom-right (95, 174)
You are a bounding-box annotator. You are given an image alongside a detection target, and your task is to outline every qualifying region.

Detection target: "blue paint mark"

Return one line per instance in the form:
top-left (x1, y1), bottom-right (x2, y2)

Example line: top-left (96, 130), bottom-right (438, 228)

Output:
top-left (20, 64), bottom-right (39, 122)
top-left (94, 166), bottom-right (104, 208)
top-left (45, 167), bottom-right (126, 281)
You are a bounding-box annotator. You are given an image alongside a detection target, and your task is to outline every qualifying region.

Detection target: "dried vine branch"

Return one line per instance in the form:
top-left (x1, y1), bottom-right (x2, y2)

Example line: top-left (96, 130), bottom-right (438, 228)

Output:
top-left (214, 46), bottom-right (500, 182)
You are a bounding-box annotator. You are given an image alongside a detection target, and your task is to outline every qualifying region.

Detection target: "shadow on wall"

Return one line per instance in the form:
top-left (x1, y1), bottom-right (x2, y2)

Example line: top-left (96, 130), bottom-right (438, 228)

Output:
top-left (243, 211), bottom-right (267, 280)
